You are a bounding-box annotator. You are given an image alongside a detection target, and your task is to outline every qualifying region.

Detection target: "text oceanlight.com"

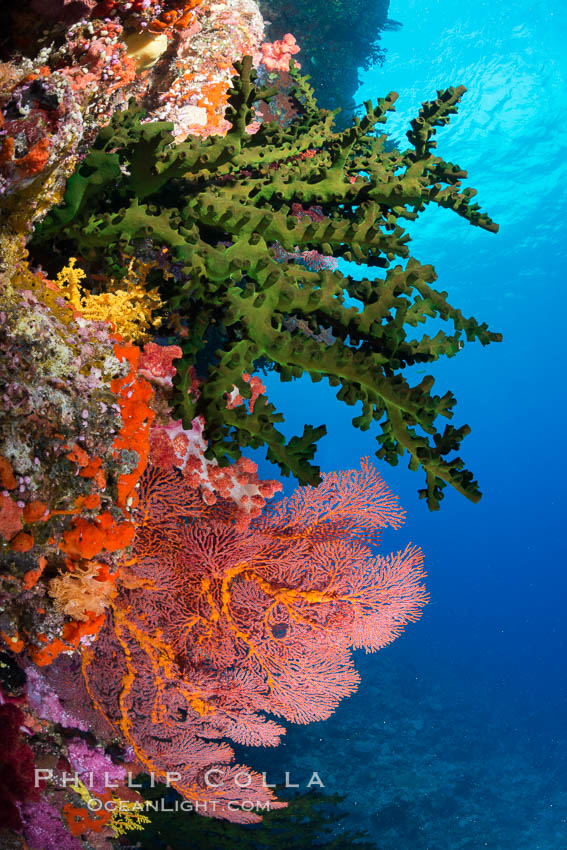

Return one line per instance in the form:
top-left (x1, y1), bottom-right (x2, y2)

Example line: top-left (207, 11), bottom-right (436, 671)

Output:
top-left (33, 769), bottom-right (325, 814)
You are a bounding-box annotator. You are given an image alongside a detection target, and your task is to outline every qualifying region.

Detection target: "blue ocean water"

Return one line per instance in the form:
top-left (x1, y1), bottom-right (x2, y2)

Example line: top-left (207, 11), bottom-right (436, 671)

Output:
top-left (251, 0), bottom-right (567, 845)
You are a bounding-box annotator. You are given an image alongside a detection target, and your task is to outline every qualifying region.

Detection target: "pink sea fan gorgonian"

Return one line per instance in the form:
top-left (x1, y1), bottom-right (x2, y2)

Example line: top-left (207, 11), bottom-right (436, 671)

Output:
top-left (80, 458), bottom-right (427, 822)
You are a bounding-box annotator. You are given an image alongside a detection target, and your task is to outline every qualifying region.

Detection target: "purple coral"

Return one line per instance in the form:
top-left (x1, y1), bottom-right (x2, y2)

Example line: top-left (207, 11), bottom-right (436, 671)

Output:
top-left (30, 0), bottom-right (97, 23)
top-left (0, 704), bottom-right (39, 830)
top-left (20, 799), bottom-right (82, 850)
top-left (67, 738), bottom-right (126, 792)
top-left (27, 656), bottom-right (115, 739)
top-left (25, 666), bottom-right (89, 731)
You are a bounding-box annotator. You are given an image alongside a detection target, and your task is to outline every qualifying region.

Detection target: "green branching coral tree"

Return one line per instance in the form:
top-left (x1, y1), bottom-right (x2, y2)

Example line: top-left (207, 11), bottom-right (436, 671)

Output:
top-left (33, 56), bottom-right (501, 508)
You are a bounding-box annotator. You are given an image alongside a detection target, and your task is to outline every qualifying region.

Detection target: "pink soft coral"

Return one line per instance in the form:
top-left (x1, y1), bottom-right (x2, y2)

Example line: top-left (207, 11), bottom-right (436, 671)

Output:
top-left (148, 415), bottom-right (281, 527)
top-left (260, 33), bottom-right (301, 72)
top-left (138, 342), bottom-right (183, 387)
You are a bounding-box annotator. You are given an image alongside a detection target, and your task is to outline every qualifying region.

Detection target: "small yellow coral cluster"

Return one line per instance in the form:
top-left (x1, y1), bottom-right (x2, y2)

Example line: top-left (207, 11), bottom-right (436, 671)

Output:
top-left (70, 779), bottom-right (151, 837)
top-left (56, 258), bottom-right (163, 342)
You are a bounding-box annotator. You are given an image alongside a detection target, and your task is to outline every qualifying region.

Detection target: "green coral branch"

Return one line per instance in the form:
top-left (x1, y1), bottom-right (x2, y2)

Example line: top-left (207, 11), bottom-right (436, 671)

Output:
top-left (32, 56), bottom-right (502, 508)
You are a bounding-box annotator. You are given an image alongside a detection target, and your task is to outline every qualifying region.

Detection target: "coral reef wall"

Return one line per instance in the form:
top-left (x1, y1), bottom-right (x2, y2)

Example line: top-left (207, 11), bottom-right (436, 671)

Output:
top-left (0, 0), bottom-right (500, 845)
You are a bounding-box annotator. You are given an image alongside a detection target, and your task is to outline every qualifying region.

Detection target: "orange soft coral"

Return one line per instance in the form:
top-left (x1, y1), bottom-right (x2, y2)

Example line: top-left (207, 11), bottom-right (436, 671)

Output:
top-left (0, 494), bottom-right (23, 541)
top-left (30, 611), bottom-right (105, 666)
top-left (0, 455), bottom-right (17, 489)
top-left (110, 343), bottom-right (155, 511)
top-left (63, 800), bottom-right (112, 836)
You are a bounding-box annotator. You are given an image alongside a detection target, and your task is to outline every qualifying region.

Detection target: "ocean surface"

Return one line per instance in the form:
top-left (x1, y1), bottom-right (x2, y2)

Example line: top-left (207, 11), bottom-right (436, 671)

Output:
top-left (250, 0), bottom-right (567, 846)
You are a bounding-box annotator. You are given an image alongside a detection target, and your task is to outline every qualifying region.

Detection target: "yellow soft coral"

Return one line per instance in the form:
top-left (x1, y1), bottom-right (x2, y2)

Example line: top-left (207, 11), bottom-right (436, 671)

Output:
top-left (0, 235), bottom-right (76, 330)
top-left (110, 801), bottom-right (152, 836)
top-left (71, 780), bottom-right (151, 837)
top-left (56, 258), bottom-right (163, 342)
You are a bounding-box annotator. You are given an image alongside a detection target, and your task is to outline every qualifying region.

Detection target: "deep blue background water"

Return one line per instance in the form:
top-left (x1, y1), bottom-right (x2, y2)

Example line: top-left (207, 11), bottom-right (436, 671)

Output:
top-left (250, 0), bottom-right (567, 845)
